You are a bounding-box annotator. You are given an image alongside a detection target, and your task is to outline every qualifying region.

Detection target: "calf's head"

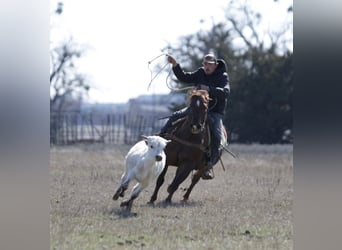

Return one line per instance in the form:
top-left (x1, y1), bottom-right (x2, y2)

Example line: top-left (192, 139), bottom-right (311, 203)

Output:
top-left (142, 135), bottom-right (170, 162)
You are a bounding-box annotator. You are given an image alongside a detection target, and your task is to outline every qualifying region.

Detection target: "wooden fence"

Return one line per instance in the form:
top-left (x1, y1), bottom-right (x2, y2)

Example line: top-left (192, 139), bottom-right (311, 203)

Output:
top-left (50, 112), bottom-right (166, 145)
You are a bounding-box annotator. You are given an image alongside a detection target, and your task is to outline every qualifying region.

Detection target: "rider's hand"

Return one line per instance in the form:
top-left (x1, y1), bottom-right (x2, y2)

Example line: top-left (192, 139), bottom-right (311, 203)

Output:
top-left (167, 55), bottom-right (177, 67)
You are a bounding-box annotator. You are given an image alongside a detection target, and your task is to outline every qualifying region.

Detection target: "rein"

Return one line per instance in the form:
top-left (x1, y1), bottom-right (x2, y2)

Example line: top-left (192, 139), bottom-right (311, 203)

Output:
top-left (165, 133), bottom-right (208, 152)
top-left (164, 124), bottom-right (210, 153)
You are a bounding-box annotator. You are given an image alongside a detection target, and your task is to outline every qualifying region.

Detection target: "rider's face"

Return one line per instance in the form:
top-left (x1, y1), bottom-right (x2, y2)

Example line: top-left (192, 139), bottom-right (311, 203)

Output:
top-left (203, 62), bottom-right (217, 75)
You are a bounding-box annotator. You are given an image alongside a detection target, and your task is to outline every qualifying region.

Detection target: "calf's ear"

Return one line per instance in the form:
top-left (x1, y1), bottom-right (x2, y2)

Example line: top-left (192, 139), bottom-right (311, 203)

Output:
top-left (140, 135), bottom-right (148, 140)
top-left (140, 135), bottom-right (149, 145)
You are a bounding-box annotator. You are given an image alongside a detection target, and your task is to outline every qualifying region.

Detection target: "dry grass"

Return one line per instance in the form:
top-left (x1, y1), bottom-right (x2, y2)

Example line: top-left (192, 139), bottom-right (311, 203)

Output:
top-left (50, 143), bottom-right (293, 250)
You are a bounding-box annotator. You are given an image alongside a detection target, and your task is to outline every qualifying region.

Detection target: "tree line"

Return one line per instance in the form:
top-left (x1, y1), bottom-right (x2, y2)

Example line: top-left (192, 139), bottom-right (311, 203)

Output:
top-left (50, 0), bottom-right (293, 144)
top-left (161, 1), bottom-right (293, 143)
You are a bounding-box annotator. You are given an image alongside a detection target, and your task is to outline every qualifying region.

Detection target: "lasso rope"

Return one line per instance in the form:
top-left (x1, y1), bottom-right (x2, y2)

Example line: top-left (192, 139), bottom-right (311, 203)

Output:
top-left (147, 54), bottom-right (193, 93)
top-left (147, 53), bottom-right (169, 91)
top-left (146, 53), bottom-right (222, 115)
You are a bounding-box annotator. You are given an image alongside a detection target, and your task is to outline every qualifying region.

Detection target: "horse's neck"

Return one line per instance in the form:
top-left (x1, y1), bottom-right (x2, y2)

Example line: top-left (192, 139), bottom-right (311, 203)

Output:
top-left (176, 119), bottom-right (208, 142)
top-left (176, 119), bottom-right (191, 137)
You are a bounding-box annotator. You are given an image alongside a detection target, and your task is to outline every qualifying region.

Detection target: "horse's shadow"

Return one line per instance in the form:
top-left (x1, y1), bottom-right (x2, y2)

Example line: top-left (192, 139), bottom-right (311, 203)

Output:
top-left (109, 208), bottom-right (138, 218)
top-left (145, 199), bottom-right (204, 209)
top-left (109, 199), bottom-right (203, 219)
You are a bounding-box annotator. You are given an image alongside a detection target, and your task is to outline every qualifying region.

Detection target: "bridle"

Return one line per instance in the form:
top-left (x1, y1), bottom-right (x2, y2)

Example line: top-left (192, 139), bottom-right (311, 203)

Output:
top-left (187, 91), bottom-right (209, 135)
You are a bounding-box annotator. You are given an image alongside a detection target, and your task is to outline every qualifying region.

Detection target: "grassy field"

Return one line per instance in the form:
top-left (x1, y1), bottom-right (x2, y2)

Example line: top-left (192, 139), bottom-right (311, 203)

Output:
top-left (50, 143), bottom-right (293, 250)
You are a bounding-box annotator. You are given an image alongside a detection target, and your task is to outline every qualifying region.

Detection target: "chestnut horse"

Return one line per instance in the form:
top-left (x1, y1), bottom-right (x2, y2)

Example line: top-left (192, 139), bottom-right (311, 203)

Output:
top-left (149, 89), bottom-right (227, 204)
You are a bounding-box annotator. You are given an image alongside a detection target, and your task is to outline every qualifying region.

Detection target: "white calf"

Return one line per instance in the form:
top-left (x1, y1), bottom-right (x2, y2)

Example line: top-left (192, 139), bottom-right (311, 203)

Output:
top-left (113, 135), bottom-right (170, 211)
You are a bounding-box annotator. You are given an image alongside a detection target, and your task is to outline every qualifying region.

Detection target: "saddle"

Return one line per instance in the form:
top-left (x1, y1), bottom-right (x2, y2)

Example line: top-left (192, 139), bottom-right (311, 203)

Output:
top-left (163, 116), bottom-right (227, 164)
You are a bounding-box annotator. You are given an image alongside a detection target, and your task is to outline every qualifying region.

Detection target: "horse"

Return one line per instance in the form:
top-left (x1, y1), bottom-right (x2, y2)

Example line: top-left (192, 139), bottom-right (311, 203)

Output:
top-left (148, 89), bottom-right (227, 204)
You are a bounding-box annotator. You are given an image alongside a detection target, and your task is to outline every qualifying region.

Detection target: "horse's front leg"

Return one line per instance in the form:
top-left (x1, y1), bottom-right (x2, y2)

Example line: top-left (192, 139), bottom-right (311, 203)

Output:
top-left (183, 168), bottom-right (203, 201)
top-left (148, 165), bottom-right (169, 205)
top-left (165, 165), bottom-right (192, 204)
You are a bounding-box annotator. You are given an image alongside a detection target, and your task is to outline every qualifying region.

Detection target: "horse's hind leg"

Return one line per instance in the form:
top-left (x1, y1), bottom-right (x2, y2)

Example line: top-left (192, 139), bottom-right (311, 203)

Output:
top-left (148, 165), bottom-right (168, 205)
top-left (183, 170), bottom-right (202, 201)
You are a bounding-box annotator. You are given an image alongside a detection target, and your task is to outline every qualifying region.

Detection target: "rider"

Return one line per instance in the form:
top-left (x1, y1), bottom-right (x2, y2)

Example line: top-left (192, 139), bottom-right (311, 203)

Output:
top-left (160, 53), bottom-right (230, 179)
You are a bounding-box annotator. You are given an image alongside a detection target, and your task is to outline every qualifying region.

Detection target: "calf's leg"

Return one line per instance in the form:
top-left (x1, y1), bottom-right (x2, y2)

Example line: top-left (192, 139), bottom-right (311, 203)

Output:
top-left (113, 184), bottom-right (128, 200)
top-left (113, 169), bottom-right (134, 200)
top-left (120, 181), bottom-right (147, 211)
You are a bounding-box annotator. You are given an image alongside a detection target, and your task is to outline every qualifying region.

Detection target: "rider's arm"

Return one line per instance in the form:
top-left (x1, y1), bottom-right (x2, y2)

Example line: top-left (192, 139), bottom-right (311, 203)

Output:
top-left (209, 72), bottom-right (230, 101)
top-left (172, 65), bottom-right (203, 85)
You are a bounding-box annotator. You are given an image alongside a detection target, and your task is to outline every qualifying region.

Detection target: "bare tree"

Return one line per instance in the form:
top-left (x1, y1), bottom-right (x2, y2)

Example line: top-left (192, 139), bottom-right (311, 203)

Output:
top-left (50, 37), bottom-right (90, 112)
top-left (50, 1), bottom-right (91, 113)
top-left (50, 1), bottom-right (91, 144)
top-left (225, 0), bottom-right (293, 54)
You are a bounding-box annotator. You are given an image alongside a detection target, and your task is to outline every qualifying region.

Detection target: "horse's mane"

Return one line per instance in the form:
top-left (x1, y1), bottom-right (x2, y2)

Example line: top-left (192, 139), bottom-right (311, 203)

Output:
top-left (187, 89), bottom-right (210, 109)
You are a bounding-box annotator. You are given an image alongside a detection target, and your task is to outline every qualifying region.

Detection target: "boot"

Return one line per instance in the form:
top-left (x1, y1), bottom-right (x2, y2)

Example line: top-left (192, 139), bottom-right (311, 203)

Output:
top-left (202, 137), bottom-right (220, 180)
top-left (202, 162), bottom-right (214, 180)
top-left (159, 109), bottom-right (187, 136)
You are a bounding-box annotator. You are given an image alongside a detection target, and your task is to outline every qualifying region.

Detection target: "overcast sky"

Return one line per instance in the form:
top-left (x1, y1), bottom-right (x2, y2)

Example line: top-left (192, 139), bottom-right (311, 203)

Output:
top-left (50, 0), bottom-right (293, 103)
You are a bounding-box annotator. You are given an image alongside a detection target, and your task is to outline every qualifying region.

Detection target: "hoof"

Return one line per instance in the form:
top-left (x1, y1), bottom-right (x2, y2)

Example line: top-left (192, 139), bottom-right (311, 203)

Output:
top-left (113, 187), bottom-right (124, 200)
top-left (120, 201), bottom-right (128, 207)
top-left (113, 193), bottom-right (119, 200)
top-left (163, 199), bottom-right (172, 206)
top-left (147, 201), bottom-right (155, 206)
top-left (120, 199), bottom-right (133, 212)
top-left (182, 197), bottom-right (189, 202)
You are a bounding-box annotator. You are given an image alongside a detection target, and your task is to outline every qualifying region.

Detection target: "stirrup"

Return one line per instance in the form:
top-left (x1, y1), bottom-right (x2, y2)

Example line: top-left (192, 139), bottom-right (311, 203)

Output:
top-left (201, 163), bottom-right (214, 180)
top-left (201, 169), bottom-right (214, 180)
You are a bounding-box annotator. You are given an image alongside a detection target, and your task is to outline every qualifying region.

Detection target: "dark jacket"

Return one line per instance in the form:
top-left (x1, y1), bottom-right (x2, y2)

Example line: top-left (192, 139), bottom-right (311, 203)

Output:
top-left (172, 59), bottom-right (230, 115)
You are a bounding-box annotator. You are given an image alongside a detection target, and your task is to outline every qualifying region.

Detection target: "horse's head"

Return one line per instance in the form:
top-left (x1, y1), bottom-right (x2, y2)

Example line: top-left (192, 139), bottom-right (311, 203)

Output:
top-left (187, 89), bottom-right (210, 134)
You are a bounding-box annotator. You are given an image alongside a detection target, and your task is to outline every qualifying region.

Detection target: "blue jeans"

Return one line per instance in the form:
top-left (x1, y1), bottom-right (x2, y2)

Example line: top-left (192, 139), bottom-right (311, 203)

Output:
top-left (207, 112), bottom-right (223, 165)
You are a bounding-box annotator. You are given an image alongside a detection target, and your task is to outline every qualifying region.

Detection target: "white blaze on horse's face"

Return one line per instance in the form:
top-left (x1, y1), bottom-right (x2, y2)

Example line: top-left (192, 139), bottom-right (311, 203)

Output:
top-left (190, 97), bottom-right (206, 134)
